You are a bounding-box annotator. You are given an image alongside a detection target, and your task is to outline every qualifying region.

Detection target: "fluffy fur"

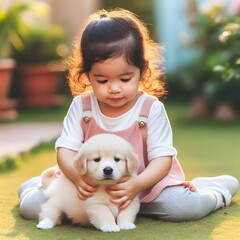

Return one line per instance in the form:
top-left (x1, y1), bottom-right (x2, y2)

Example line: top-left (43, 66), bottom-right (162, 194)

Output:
top-left (37, 133), bottom-right (140, 232)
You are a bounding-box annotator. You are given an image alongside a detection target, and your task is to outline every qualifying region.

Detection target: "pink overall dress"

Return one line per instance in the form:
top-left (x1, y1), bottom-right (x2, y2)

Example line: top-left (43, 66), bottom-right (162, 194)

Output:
top-left (81, 94), bottom-right (185, 203)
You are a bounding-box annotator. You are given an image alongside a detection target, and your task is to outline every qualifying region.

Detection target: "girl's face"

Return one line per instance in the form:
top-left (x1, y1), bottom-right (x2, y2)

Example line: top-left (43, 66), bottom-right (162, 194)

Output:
top-left (88, 56), bottom-right (141, 117)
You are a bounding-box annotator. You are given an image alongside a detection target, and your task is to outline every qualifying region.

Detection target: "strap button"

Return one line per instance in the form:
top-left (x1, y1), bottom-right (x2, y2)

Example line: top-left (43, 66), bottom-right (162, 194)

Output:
top-left (139, 121), bottom-right (146, 128)
top-left (83, 116), bottom-right (90, 123)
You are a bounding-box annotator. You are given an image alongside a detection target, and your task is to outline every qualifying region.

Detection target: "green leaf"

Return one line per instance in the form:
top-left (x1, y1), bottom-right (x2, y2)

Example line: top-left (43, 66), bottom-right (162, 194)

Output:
top-left (213, 65), bottom-right (225, 72)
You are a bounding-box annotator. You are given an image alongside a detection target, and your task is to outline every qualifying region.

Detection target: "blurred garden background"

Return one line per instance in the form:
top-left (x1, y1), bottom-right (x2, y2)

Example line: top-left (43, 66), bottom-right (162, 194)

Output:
top-left (0, 0), bottom-right (240, 239)
top-left (1, 0), bottom-right (240, 120)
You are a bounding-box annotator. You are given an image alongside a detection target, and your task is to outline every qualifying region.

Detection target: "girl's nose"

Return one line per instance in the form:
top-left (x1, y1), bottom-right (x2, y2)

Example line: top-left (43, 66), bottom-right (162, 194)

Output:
top-left (109, 83), bottom-right (121, 93)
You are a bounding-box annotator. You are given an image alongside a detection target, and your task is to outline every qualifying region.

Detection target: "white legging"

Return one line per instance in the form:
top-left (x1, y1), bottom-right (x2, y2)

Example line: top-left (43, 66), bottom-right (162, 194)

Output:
top-left (18, 177), bottom-right (220, 221)
top-left (139, 185), bottom-right (219, 221)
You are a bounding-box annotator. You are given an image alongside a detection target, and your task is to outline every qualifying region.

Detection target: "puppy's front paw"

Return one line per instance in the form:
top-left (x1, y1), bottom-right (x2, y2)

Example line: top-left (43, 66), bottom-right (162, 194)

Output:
top-left (99, 224), bottom-right (120, 232)
top-left (118, 222), bottom-right (136, 230)
top-left (37, 218), bottom-right (55, 229)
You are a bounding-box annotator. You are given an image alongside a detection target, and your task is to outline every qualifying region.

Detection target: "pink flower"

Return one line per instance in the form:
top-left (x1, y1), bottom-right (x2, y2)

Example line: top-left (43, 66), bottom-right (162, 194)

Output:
top-left (230, 0), bottom-right (240, 15)
top-left (219, 30), bottom-right (232, 43)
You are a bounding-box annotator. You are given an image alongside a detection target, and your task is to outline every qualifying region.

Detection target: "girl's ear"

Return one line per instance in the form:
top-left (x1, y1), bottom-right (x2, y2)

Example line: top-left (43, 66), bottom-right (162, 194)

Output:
top-left (85, 72), bottom-right (90, 80)
top-left (74, 153), bottom-right (88, 175)
top-left (141, 60), bottom-right (149, 79)
top-left (85, 72), bottom-right (93, 89)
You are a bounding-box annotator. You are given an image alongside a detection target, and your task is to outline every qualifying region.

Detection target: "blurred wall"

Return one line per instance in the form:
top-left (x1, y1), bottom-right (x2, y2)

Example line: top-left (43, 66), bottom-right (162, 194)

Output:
top-left (154, 0), bottom-right (197, 74)
top-left (3, 0), bottom-right (100, 43)
top-left (49, 0), bottom-right (100, 43)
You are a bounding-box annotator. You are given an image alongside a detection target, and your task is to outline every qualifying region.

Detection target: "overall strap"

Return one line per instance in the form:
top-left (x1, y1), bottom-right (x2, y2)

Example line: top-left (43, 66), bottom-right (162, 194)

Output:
top-left (140, 95), bottom-right (157, 117)
top-left (139, 96), bottom-right (157, 128)
top-left (81, 93), bottom-right (92, 111)
top-left (81, 93), bottom-right (92, 124)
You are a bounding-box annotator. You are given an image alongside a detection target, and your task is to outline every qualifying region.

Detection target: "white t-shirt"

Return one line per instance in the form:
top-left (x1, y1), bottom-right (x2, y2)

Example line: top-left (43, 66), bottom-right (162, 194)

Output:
top-left (55, 92), bottom-right (177, 161)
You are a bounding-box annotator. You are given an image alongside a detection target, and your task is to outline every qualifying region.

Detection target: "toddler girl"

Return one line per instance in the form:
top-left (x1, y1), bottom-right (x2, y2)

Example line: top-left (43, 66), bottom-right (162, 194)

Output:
top-left (19, 8), bottom-right (239, 222)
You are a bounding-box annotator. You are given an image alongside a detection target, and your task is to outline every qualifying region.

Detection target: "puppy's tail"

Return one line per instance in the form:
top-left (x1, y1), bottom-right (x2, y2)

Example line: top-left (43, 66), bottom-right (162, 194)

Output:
top-left (40, 166), bottom-right (60, 189)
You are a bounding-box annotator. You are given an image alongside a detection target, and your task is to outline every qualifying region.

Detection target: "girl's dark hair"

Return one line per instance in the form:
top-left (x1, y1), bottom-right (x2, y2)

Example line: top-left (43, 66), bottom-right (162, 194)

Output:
top-left (67, 8), bottom-right (165, 98)
top-left (81, 14), bottom-right (145, 74)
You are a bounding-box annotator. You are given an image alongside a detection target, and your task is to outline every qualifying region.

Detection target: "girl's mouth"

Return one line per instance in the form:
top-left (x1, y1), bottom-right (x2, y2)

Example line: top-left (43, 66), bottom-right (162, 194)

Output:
top-left (109, 98), bottom-right (123, 102)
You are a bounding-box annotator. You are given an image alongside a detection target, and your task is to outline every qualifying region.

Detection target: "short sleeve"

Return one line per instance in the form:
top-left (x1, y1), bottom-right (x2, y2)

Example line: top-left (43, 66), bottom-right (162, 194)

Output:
top-left (55, 96), bottom-right (84, 151)
top-left (147, 101), bottom-right (177, 160)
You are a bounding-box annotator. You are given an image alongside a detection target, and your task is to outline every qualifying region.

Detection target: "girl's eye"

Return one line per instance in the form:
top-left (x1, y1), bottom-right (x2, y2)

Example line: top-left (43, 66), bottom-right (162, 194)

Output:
top-left (114, 156), bottom-right (121, 162)
top-left (94, 157), bottom-right (101, 162)
top-left (121, 78), bottom-right (131, 82)
top-left (97, 80), bottom-right (108, 84)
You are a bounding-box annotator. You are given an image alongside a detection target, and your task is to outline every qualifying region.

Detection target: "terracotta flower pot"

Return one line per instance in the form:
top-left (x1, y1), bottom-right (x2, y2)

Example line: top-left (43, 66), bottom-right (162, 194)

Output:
top-left (17, 62), bottom-right (65, 107)
top-left (0, 59), bottom-right (18, 119)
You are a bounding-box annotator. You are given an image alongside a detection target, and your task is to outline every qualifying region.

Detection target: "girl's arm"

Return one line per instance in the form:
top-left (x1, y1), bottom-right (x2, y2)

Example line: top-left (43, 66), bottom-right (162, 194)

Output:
top-left (107, 156), bottom-right (172, 209)
top-left (57, 147), bottom-right (98, 199)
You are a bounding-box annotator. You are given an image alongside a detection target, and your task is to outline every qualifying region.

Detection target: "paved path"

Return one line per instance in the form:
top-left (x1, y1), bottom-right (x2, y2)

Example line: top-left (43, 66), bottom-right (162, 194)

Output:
top-left (0, 122), bottom-right (62, 159)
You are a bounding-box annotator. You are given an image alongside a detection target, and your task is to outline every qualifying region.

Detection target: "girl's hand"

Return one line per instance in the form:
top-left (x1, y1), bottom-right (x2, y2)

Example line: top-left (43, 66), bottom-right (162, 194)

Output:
top-left (106, 175), bottom-right (140, 210)
top-left (181, 181), bottom-right (197, 192)
top-left (75, 176), bottom-right (98, 200)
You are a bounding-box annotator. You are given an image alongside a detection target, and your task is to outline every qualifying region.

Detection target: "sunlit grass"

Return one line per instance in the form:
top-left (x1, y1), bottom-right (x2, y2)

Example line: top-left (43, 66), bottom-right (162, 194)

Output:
top-left (211, 216), bottom-right (240, 240)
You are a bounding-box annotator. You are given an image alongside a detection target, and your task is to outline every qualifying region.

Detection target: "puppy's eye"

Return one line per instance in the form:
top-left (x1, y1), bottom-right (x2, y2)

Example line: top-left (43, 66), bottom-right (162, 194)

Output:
top-left (94, 157), bottom-right (101, 162)
top-left (114, 156), bottom-right (121, 162)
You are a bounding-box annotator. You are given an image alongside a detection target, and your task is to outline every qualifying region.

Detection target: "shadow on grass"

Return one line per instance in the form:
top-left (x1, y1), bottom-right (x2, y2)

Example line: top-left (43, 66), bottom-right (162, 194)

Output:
top-left (7, 201), bottom-right (240, 240)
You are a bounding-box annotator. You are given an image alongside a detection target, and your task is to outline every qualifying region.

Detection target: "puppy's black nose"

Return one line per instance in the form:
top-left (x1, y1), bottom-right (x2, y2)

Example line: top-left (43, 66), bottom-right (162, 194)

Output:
top-left (103, 167), bottom-right (113, 175)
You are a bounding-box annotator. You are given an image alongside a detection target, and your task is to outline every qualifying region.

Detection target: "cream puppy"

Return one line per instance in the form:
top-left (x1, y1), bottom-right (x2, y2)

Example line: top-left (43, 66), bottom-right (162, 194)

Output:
top-left (37, 134), bottom-right (140, 232)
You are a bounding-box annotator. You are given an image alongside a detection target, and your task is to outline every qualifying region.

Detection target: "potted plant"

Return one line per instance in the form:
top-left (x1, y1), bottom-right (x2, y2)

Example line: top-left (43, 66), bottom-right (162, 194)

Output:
top-left (12, 25), bottom-right (69, 107)
top-left (0, 2), bottom-right (27, 119)
top-left (0, 1), bottom-right (52, 117)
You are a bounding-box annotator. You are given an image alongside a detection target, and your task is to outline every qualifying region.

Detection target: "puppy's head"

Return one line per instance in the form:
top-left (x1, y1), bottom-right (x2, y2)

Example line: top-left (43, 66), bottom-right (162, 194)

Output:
top-left (74, 134), bottom-right (139, 185)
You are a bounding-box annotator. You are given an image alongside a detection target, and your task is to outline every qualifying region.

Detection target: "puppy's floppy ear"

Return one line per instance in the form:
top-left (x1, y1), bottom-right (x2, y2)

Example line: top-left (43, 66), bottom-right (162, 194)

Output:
top-left (126, 152), bottom-right (139, 175)
top-left (74, 153), bottom-right (87, 175)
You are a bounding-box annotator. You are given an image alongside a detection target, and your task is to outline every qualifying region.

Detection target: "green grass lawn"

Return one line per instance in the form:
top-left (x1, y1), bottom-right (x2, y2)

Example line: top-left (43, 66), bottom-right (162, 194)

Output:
top-left (0, 101), bottom-right (240, 240)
